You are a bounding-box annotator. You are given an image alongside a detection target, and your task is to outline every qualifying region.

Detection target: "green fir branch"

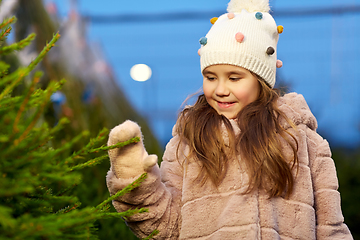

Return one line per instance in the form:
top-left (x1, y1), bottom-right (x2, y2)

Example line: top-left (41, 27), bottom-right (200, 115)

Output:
top-left (8, 130), bottom-right (89, 167)
top-left (0, 61), bottom-right (10, 77)
top-left (0, 32), bottom-right (35, 55)
top-left (12, 71), bottom-right (42, 133)
top-left (0, 17), bottom-right (16, 44)
top-left (53, 131), bottom-right (91, 163)
top-left (94, 136), bottom-right (140, 153)
top-left (56, 203), bottom-right (81, 215)
top-left (1, 125), bottom-right (49, 159)
top-left (13, 80), bottom-right (57, 146)
top-left (142, 229), bottom-right (160, 240)
top-left (27, 32), bottom-right (60, 72)
top-left (2, 79), bottom-right (67, 154)
top-left (66, 136), bottom-right (140, 165)
top-left (0, 26), bottom-right (11, 43)
top-left (24, 118), bottom-right (70, 154)
top-left (27, 78), bottom-right (65, 108)
top-left (101, 208), bottom-right (149, 220)
top-left (0, 95), bottom-right (22, 111)
top-left (55, 182), bottom-right (80, 197)
top-left (0, 181), bottom-right (34, 197)
top-left (12, 208), bottom-right (100, 239)
top-left (66, 128), bottom-right (109, 159)
top-left (68, 154), bottom-right (108, 172)
top-left (29, 192), bottom-right (80, 208)
top-left (0, 16), bottom-right (16, 30)
top-left (0, 13), bottom-right (153, 239)
top-left (0, 67), bottom-right (27, 102)
top-left (0, 32), bottom-right (60, 95)
top-left (83, 127), bottom-right (109, 150)
top-left (0, 205), bottom-right (16, 228)
top-left (96, 173), bottom-right (147, 210)
top-left (2, 81), bottom-right (67, 155)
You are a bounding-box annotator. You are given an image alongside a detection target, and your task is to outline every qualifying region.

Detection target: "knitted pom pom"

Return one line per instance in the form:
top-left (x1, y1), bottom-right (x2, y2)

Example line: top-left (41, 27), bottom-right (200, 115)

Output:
top-left (255, 12), bottom-right (263, 20)
top-left (210, 17), bottom-right (218, 24)
top-left (266, 46), bottom-right (275, 55)
top-left (277, 25), bottom-right (284, 34)
top-left (227, 13), bottom-right (235, 19)
top-left (235, 32), bottom-right (245, 43)
top-left (199, 37), bottom-right (208, 46)
top-left (227, 0), bottom-right (270, 13)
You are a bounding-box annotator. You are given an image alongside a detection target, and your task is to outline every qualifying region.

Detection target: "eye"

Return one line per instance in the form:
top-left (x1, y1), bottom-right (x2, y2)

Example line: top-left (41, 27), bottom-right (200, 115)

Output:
top-left (205, 76), bottom-right (216, 81)
top-left (229, 77), bottom-right (241, 82)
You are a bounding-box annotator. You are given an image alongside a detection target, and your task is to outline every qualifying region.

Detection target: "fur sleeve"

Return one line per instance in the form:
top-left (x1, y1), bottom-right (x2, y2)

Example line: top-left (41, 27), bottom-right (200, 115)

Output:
top-left (306, 129), bottom-right (353, 239)
top-left (106, 135), bottom-right (183, 239)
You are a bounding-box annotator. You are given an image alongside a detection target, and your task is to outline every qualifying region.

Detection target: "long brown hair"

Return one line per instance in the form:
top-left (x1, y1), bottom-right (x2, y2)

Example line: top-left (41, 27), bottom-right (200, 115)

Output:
top-left (176, 78), bottom-right (298, 198)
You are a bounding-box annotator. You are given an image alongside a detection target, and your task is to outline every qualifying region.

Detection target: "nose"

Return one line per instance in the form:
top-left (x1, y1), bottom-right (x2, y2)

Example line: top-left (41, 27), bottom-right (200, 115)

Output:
top-left (215, 80), bottom-right (230, 96)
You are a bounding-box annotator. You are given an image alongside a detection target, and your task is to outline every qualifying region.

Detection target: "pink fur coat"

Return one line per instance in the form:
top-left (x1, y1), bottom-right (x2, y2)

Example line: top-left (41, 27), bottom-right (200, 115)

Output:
top-left (106, 93), bottom-right (353, 239)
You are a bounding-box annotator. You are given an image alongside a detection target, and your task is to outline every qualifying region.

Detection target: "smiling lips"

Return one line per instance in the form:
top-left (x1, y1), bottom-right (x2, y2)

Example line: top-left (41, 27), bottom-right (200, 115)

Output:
top-left (217, 101), bottom-right (236, 108)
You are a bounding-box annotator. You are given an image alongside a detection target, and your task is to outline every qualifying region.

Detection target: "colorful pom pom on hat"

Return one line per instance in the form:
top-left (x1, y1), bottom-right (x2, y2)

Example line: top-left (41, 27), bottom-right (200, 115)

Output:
top-left (199, 0), bottom-right (282, 88)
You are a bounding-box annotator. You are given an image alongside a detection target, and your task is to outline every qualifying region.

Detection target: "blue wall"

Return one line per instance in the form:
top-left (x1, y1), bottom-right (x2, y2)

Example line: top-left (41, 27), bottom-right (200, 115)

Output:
top-left (51, 0), bottom-right (360, 148)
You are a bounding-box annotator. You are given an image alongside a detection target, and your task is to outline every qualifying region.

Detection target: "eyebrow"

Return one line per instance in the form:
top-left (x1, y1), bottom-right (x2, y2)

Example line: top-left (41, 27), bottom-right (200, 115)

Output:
top-left (202, 70), bottom-right (215, 75)
top-left (228, 71), bottom-right (246, 76)
top-left (202, 70), bottom-right (246, 76)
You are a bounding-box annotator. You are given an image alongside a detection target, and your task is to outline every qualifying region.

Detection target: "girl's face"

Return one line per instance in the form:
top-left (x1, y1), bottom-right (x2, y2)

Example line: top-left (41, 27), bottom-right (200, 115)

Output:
top-left (202, 64), bottom-right (260, 119)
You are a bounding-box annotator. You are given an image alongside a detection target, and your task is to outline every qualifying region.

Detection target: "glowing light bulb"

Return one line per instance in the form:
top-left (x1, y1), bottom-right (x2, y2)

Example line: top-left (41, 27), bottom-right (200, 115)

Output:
top-left (130, 64), bottom-right (152, 82)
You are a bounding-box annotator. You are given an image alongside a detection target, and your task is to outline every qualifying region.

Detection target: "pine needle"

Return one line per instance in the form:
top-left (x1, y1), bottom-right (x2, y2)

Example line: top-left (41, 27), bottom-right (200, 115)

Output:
top-left (142, 229), bottom-right (160, 240)
top-left (96, 173), bottom-right (147, 210)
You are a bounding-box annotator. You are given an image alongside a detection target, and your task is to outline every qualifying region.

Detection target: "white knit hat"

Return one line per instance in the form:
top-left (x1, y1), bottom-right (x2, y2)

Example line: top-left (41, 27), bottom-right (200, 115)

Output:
top-left (199, 0), bottom-right (283, 88)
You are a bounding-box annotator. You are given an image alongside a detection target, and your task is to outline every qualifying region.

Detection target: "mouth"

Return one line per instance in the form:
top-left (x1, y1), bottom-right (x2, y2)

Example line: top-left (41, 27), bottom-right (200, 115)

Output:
top-left (216, 101), bottom-right (235, 108)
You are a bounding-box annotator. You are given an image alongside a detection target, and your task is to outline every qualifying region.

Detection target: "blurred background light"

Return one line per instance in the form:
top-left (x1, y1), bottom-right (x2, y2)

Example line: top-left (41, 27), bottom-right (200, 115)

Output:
top-left (130, 64), bottom-right (152, 82)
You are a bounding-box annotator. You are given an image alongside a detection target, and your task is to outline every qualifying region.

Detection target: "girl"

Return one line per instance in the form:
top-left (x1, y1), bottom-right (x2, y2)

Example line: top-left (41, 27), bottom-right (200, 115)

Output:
top-left (106, 0), bottom-right (353, 239)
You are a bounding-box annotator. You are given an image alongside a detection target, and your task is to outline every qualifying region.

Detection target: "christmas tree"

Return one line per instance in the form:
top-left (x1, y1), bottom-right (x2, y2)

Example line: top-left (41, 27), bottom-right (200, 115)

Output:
top-left (7, 1), bottom-right (164, 238)
top-left (0, 13), bottom-right (157, 240)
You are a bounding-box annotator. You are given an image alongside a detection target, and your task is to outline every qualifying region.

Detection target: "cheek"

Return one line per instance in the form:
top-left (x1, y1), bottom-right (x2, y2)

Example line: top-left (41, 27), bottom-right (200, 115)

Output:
top-left (202, 80), bottom-right (213, 98)
top-left (233, 87), bottom-right (259, 104)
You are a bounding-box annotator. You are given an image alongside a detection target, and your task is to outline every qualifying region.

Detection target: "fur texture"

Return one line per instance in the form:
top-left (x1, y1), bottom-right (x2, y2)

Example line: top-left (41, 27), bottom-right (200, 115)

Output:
top-left (227, 0), bottom-right (270, 13)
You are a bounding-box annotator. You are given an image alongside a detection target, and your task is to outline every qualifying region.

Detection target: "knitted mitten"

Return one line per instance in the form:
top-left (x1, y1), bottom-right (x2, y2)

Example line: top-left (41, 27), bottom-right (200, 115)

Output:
top-left (108, 120), bottom-right (158, 179)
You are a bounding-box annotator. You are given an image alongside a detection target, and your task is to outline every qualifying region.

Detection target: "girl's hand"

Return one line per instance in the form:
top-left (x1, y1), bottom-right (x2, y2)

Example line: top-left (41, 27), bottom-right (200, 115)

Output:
top-left (107, 120), bottom-right (158, 179)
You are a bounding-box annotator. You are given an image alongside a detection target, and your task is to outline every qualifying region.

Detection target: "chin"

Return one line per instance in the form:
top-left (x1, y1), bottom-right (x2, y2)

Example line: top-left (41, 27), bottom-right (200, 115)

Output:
top-left (221, 113), bottom-right (237, 119)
